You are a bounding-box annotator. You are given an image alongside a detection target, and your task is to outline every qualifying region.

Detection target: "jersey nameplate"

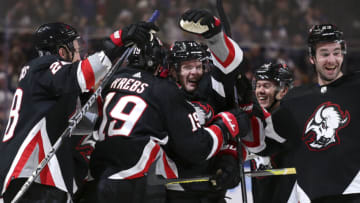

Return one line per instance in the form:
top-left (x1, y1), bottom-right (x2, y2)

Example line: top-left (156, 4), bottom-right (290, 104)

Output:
top-left (110, 77), bottom-right (149, 94)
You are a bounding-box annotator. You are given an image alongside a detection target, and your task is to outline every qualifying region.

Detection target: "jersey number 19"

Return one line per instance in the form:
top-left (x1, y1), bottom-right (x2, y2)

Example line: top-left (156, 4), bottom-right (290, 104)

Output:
top-left (98, 93), bottom-right (147, 140)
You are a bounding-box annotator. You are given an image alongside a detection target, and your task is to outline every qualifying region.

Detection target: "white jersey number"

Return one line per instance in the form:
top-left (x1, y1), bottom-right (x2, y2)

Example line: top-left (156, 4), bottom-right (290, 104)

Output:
top-left (3, 88), bottom-right (23, 142)
top-left (99, 93), bottom-right (147, 140)
top-left (188, 112), bottom-right (201, 132)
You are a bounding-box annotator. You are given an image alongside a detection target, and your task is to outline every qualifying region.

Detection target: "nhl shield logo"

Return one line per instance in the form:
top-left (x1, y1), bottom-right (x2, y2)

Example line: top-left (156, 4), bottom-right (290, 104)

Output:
top-left (303, 102), bottom-right (350, 151)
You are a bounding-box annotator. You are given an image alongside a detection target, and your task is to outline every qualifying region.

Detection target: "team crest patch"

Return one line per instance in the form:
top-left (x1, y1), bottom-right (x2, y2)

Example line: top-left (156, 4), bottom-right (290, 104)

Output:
top-left (303, 102), bottom-right (350, 151)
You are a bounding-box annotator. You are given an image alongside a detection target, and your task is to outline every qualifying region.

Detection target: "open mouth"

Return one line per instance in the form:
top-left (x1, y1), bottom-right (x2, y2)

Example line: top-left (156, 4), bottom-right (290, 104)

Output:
top-left (324, 66), bottom-right (337, 74)
top-left (188, 79), bottom-right (198, 86)
top-left (257, 95), bottom-right (268, 103)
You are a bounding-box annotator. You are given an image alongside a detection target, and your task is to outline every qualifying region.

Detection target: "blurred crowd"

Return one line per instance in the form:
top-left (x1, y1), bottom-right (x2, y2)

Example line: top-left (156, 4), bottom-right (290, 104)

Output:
top-left (0, 0), bottom-right (360, 134)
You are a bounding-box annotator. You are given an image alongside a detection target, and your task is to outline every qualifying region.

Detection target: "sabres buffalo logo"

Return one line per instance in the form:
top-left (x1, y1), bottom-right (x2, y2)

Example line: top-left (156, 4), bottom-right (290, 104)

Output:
top-left (303, 102), bottom-right (350, 151)
top-left (190, 101), bottom-right (214, 126)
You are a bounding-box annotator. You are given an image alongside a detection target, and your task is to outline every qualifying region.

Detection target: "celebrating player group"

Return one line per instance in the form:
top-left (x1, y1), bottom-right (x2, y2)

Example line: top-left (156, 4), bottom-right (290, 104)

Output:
top-left (0, 4), bottom-right (359, 203)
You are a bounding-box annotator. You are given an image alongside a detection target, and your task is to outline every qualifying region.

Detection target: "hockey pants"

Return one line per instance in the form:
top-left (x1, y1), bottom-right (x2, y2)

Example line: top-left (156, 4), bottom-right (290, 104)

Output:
top-left (166, 189), bottom-right (226, 203)
top-left (75, 176), bottom-right (166, 203)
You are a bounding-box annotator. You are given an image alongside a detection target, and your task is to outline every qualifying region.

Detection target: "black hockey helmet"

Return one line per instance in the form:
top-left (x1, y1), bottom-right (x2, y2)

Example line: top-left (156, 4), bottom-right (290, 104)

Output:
top-left (34, 22), bottom-right (79, 55)
top-left (255, 63), bottom-right (293, 87)
top-left (167, 40), bottom-right (210, 71)
top-left (127, 36), bottom-right (167, 72)
top-left (307, 24), bottom-right (346, 57)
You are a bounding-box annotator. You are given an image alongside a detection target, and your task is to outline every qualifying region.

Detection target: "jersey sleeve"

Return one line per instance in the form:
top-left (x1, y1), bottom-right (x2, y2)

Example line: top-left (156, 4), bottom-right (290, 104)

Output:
top-left (76, 51), bottom-right (112, 92)
top-left (205, 31), bottom-right (243, 75)
top-left (248, 102), bottom-right (299, 157)
top-left (37, 52), bottom-right (112, 97)
top-left (204, 32), bottom-right (244, 112)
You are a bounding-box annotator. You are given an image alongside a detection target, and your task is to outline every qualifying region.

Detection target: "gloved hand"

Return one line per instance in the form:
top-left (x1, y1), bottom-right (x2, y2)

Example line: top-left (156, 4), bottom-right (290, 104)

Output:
top-left (180, 9), bottom-right (222, 39)
top-left (220, 140), bottom-right (251, 161)
top-left (210, 154), bottom-right (241, 190)
top-left (251, 155), bottom-right (272, 170)
top-left (211, 108), bottom-right (250, 144)
top-left (110, 21), bottom-right (159, 48)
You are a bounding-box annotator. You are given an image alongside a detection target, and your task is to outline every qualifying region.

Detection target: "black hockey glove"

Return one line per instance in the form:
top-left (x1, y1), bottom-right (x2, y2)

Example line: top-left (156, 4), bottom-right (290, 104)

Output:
top-left (110, 21), bottom-right (159, 48)
top-left (210, 154), bottom-right (241, 190)
top-left (180, 9), bottom-right (222, 39)
top-left (211, 108), bottom-right (250, 144)
top-left (104, 21), bottom-right (159, 61)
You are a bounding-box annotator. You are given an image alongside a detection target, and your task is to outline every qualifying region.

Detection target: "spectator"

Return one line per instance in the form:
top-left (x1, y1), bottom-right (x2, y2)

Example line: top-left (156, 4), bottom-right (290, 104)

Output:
top-left (0, 72), bottom-right (13, 135)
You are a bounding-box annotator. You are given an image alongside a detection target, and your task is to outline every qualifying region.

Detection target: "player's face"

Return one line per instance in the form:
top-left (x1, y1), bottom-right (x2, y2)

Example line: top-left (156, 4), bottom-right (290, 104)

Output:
top-left (311, 42), bottom-right (344, 85)
top-left (255, 80), bottom-right (277, 109)
top-left (179, 59), bottom-right (204, 93)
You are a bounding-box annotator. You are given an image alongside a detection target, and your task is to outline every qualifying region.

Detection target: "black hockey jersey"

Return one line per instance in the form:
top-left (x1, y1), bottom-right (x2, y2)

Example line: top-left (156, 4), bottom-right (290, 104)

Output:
top-left (268, 72), bottom-right (360, 201)
top-left (0, 51), bottom-right (111, 195)
top-left (89, 67), bottom-right (226, 180)
top-left (159, 32), bottom-right (247, 192)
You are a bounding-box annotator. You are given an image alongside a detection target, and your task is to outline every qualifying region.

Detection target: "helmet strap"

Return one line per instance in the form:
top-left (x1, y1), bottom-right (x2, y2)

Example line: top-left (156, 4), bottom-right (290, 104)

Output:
top-left (268, 95), bottom-right (278, 112)
top-left (268, 85), bottom-right (282, 112)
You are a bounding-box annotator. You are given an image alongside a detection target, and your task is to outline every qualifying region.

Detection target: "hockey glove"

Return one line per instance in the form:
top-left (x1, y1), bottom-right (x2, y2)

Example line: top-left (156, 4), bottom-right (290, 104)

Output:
top-left (110, 21), bottom-right (159, 48)
top-left (251, 155), bottom-right (273, 171)
top-left (212, 108), bottom-right (250, 144)
top-left (210, 154), bottom-right (241, 190)
top-left (220, 140), bottom-right (250, 161)
top-left (179, 9), bottom-right (222, 39)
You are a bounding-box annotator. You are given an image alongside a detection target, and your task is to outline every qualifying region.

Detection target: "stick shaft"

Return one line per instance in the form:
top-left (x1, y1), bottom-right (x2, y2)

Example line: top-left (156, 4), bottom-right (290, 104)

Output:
top-left (216, 0), bottom-right (245, 201)
top-left (236, 137), bottom-right (248, 203)
top-left (149, 167), bottom-right (296, 185)
top-left (216, 0), bottom-right (232, 37)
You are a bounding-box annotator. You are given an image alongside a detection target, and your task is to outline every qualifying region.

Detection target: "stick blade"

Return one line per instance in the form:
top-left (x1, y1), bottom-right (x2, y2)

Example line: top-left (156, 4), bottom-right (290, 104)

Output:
top-left (246, 167), bottom-right (297, 177)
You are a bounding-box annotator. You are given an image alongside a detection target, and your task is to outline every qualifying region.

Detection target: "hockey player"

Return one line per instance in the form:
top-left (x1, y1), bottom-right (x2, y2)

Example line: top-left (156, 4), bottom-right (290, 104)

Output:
top-left (0, 21), bottom-right (158, 202)
top-left (87, 31), bottom-right (250, 202)
top-left (164, 8), bottom-right (247, 203)
top-left (251, 62), bottom-right (295, 203)
top-left (166, 40), bottom-right (242, 203)
top-left (261, 24), bottom-right (360, 202)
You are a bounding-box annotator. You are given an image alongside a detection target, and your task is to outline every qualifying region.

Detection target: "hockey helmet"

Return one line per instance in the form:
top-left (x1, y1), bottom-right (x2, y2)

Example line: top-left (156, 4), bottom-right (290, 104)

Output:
top-left (127, 36), bottom-right (167, 72)
top-left (34, 22), bottom-right (79, 55)
top-left (255, 63), bottom-right (293, 87)
top-left (307, 24), bottom-right (346, 57)
top-left (167, 40), bottom-right (210, 71)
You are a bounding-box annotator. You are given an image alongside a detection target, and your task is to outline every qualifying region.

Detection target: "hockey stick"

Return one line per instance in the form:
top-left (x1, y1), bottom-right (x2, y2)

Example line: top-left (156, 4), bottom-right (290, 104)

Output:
top-left (11, 10), bottom-right (160, 203)
top-left (178, 4), bottom-right (247, 201)
top-left (148, 167), bottom-right (296, 186)
top-left (215, 0), bottom-right (248, 202)
top-left (216, 0), bottom-right (232, 38)
top-left (245, 167), bottom-right (296, 177)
